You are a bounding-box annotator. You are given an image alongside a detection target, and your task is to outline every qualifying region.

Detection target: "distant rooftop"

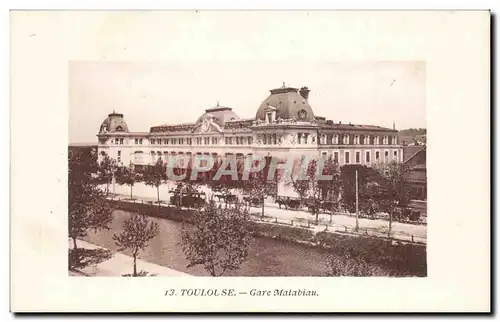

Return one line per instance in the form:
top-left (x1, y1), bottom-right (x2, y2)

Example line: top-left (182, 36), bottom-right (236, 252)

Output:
top-left (69, 142), bottom-right (97, 147)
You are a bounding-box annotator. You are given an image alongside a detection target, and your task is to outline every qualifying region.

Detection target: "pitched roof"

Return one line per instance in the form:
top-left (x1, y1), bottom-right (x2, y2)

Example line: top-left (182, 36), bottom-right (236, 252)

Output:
top-left (404, 146), bottom-right (426, 164)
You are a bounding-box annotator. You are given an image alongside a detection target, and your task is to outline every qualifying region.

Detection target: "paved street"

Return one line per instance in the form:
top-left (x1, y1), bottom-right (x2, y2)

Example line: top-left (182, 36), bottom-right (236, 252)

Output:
top-left (105, 182), bottom-right (426, 242)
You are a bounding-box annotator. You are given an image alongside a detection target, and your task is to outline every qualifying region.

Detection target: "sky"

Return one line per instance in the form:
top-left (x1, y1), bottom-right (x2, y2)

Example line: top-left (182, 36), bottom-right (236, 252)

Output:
top-left (69, 60), bottom-right (425, 143)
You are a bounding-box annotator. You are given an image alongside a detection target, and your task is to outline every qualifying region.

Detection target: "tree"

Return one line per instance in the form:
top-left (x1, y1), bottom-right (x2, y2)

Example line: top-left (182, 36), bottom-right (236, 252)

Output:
top-left (144, 158), bottom-right (166, 210)
top-left (116, 162), bottom-right (141, 200)
top-left (290, 159), bottom-right (323, 224)
top-left (68, 150), bottom-right (113, 250)
top-left (288, 160), bottom-right (311, 207)
top-left (373, 161), bottom-right (412, 236)
top-left (242, 169), bottom-right (276, 218)
top-left (318, 157), bottom-right (342, 222)
top-left (97, 154), bottom-right (118, 196)
top-left (113, 213), bottom-right (160, 277)
top-left (339, 165), bottom-right (378, 213)
top-left (181, 199), bottom-right (251, 276)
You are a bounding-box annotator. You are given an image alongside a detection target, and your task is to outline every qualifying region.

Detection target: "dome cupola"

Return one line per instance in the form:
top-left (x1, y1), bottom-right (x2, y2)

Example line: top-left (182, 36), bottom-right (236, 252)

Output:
top-left (196, 102), bottom-right (240, 127)
top-left (99, 111), bottom-right (129, 134)
top-left (255, 83), bottom-right (315, 122)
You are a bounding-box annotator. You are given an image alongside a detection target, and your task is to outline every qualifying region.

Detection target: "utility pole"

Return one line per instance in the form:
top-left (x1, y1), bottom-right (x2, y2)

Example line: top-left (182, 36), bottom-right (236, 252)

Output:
top-left (355, 169), bottom-right (359, 231)
top-left (112, 172), bottom-right (116, 199)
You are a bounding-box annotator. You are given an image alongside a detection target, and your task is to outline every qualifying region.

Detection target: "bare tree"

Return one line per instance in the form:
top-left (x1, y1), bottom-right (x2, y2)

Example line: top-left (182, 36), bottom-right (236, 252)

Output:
top-left (181, 199), bottom-right (251, 276)
top-left (113, 213), bottom-right (160, 277)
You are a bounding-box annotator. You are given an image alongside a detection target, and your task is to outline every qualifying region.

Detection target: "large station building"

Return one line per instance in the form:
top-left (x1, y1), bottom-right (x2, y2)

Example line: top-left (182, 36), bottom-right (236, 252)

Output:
top-left (97, 84), bottom-right (403, 171)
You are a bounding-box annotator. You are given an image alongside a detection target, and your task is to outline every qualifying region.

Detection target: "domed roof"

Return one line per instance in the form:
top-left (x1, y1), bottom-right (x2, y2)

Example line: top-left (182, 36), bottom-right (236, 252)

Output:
top-left (99, 112), bottom-right (129, 134)
top-left (196, 103), bottom-right (240, 127)
top-left (255, 84), bottom-right (315, 122)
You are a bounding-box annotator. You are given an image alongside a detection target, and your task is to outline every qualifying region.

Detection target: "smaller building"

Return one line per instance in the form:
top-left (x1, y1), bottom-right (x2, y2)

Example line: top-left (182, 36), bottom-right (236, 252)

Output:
top-left (403, 145), bottom-right (427, 217)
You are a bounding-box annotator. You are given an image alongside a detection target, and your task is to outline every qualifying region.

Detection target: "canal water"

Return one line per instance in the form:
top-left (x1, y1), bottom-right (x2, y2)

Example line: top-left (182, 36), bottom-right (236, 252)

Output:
top-left (84, 210), bottom-right (331, 276)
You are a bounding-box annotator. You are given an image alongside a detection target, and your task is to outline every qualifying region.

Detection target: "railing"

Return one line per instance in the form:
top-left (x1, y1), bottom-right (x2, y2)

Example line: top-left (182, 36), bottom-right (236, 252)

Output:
top-left (250, 213), bottom-right (426, 244)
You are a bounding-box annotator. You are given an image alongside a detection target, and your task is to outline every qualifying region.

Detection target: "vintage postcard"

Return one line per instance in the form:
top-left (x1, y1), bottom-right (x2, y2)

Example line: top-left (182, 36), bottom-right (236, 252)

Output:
top-left (10, 10), bottom-right (490, 312)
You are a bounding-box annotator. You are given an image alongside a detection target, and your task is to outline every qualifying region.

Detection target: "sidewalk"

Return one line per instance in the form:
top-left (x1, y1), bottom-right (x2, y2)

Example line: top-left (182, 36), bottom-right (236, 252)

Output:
top-left (69, 239), bottom-right (190, 277)
top-left (106, 184), bottom-right (426, 243)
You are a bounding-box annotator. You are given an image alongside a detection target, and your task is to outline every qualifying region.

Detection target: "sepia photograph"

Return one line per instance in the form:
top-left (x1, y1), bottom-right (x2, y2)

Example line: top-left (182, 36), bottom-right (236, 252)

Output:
top-left (10, 10), bottom-right (490, 313)
top-left (69, 61), bottom-right (427, 278)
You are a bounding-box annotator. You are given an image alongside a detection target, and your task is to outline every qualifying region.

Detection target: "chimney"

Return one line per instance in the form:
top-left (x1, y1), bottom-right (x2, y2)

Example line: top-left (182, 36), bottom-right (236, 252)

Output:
top-left (299, 86), bottom-right (310, 101)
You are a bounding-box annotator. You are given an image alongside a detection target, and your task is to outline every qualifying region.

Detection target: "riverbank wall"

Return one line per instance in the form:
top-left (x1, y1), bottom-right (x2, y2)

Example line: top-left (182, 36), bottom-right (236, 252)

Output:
top-left (105, 199), bottom-right (426, 276)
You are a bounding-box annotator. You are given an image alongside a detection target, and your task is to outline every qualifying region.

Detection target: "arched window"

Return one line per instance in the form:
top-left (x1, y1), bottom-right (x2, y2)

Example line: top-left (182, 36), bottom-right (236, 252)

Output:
top-left (116, 126), bottom-right (123, 132)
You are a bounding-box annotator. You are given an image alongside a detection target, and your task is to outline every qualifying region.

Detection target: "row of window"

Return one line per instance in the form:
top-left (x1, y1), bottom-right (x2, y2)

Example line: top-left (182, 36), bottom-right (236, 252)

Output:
top-left (297, 133), bottom-right (313, 144)
top-left (320, 134), bottom-right (396, 145)
top-left (225, 136), bottom-right (253, 145)
top-left (111, 133), bottom-right (397, 146)
top-left (111, 149), bottom-right (399, 167)
top-left (261, 134), bottom-right (277, 145)
top-left (321, 150), bottom-right (398, 164)
top-left (150, 137), bottom-right (225, 146)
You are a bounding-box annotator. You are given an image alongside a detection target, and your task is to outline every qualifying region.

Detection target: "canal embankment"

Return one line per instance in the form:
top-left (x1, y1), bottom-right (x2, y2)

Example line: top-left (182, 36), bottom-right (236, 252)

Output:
top-left (103, 199), bottom-right (427, 276)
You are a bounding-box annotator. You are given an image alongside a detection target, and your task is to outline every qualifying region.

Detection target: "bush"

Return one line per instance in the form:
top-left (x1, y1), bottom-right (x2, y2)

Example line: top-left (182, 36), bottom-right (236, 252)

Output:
top-left (313, 231), bottom-right (426, 276)
top-left (250, 222), bottom-right (314, 241)
top-left (325, 253), bottom-right (392, 276)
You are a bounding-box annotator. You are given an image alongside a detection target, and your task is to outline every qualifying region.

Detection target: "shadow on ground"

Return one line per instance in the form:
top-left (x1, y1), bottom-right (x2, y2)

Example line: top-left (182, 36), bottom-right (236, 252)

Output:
top-left (68, 248), bottom-right (114, 270)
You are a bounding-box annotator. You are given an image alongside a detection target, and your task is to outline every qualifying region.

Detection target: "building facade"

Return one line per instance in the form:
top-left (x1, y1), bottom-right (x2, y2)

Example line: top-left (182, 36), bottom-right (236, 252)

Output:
top-left (97, 84), bottom-right (403, 170)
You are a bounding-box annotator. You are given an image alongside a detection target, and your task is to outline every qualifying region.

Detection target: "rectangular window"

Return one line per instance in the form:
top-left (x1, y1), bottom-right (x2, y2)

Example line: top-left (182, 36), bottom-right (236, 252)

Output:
top-left (134, 152), bottom-right (143, 164)
top-left (135, 138), bottom-right (138, 144)
top-left (139, 139), bottom-right (143, 144)
top-left (249, 137), bottom-right (253, 145)
top-left (120, 138), bottom-right (124, 145)
top-left (355, 152), bottom-right (360, 163)
top-left (151, 139), bottom-right (155, 145)
top-left (345, 152), bottom-right (350, 164)
top-left (334, 152), bottom-right (339, 162)
top-left (375, 151), bottom-right (380, 160)
top-left (394, 151), bottom-right (398, 160)
top-left (366, 151), bottom-right (370, 163)
top-left (322, 152), bottom-right (327, 159)
top-left (385, 151), bottom-right (389, 160)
